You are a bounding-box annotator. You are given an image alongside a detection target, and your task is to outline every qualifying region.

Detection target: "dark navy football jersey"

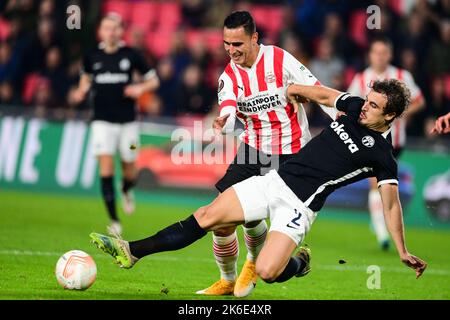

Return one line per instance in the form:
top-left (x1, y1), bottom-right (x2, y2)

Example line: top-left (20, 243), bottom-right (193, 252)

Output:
top-left (278, 93), bottom-right (398, 212)
top-left (82, 44), bottom-right (156, 123)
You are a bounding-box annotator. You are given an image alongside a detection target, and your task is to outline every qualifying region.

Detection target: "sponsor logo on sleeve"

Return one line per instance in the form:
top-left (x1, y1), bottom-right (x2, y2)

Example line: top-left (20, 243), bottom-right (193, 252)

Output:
top-left (119, 58), bottom-right (130, 71)
top-left (218, 79), bottom-right (224, 93)
top-left (362, 135), bottom-right (375, 148)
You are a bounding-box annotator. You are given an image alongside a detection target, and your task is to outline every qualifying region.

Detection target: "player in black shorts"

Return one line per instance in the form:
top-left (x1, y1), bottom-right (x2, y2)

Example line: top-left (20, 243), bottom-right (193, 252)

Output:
top-left (73, 14), bottom-right (159, 236)
top-left (215, 143), bottom-right (295, 194)
top-left (91, 79), bottom-right (427, 288)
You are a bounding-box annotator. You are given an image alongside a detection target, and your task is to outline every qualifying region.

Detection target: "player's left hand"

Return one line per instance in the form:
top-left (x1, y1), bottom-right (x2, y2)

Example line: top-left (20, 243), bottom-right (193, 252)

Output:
top-left (400, 253), bottom-right (427, 279)
top-left (430, 113), bottom-right (450, 135)
top-left (124, 84), bottom-right (145, 99)
top-left (213, 114), bottom-right (230, 135)
top-left (286, 85), bottom-right (309, 114)
top-left (335, 111), bottom-right (346, 120)
top-left (289, 95), bottom-right (309, 114)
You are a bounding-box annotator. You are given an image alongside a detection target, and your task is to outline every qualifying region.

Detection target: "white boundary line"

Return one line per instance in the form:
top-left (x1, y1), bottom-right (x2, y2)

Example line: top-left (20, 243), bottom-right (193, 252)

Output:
top-left (1, 249), bottom-right (449, 276)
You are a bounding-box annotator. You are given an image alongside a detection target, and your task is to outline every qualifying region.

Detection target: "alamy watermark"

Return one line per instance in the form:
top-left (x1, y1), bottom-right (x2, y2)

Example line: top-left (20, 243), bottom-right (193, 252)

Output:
top-left (66, 5), bottom-right (81, 30)
top-left (169, 121), bottom-right (282, 174)
top-left (366, 265), bottom-right (381, 289)
top-left (65, 4), bottom-right (381, 31)
top-left (367, 5), bottom-right (381, 30)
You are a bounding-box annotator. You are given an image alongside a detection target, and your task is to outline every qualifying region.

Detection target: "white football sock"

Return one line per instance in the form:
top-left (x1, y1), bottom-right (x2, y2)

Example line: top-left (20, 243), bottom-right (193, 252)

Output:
top-left (243, 220), bottom-right (267, 262)
top-left (213, 231), bottom-right (239, 282)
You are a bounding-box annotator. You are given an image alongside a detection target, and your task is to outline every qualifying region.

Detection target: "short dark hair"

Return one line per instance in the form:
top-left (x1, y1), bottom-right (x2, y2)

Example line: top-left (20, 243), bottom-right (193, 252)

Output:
top-left (369, 36), bottom-right (393, 52)
top-left (223, 11), bottom-right (256, 36)
top-left (371, 79), bottom-right (411, 124)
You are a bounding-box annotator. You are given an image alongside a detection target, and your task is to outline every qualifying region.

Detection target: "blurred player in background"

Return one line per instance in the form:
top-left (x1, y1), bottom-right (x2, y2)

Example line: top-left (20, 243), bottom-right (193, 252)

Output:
top-left (73, 13), bottom-right (159, 236)
top-left (348, 37), bottom-right (425, 250)
top-left (198, 11), bottom-right (336, 297)
top-left (431, 112), bottom-right (450, 134)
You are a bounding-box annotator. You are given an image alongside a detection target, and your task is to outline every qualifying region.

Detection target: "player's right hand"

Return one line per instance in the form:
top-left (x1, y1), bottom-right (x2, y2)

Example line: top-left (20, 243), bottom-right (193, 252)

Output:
top-left (430, 113), bottom-right (450, 134)
top-left (335, 111), bottom-right (346, 120)
top-left (213, 114), bottom-right (230, 135)
top-left (400, 253), bottom-right (427, 279)
top-left (72, 88), bottom-right (87, 104)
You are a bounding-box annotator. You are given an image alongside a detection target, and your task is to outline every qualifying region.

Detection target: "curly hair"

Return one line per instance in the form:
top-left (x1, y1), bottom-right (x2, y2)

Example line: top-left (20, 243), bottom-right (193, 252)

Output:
top-left (370, 79), bottom-right (411, 124)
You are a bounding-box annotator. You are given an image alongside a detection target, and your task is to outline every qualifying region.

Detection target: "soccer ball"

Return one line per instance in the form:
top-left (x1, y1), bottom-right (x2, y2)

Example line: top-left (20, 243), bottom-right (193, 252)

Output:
top-left (55, 250), bottom-right (97, 290)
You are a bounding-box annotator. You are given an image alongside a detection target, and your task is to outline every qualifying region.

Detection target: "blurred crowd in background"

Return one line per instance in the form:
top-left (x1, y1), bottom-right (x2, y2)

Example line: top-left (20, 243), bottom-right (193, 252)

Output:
top-left (0, 0), bottom-right (449, 140)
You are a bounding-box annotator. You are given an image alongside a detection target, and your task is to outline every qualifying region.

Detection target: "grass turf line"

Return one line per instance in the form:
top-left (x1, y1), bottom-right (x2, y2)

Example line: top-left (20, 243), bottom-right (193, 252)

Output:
top-left (0, 190), bottom-right (449, 300)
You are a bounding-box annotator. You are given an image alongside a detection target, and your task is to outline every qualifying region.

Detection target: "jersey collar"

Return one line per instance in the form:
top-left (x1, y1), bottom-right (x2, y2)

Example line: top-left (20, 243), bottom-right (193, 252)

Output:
top-left (98, 41), bottom-right (125, 50)
top-left (381, 127), bottom-right (392, 139)
top-left (367, 65), bottom-right (394, 80)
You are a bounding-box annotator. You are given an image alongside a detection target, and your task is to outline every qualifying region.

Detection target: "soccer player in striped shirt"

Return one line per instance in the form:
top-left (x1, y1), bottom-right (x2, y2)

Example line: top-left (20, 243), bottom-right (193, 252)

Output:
top-left (347, 37), bottom-right (425, 250)
top-left (193, 11), bottom-right (336, 297)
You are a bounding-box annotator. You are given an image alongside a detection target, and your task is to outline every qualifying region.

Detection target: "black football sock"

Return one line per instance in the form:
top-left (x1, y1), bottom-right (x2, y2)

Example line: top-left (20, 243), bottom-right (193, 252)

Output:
top-left (264, 256), bottom-right (304, 284)
top-left (122, 178), bottom-right (136, 194)
top-left (129, 215), bottom-right (207, 258)
top-left (101, 176), bottom-right (118, 222)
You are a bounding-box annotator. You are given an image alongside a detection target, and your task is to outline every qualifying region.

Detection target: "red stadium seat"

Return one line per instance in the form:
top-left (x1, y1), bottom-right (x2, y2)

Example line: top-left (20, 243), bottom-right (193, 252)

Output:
top-left (185, 29), bottom-right (223, 53)
top-left (250, 5), bottom-right (284, 43)
top-left (266, 6), bottom-right (284, 35)
top-left (102, 0), bottom-right (130, 22)
top-left (185, 29), bottom-right (202, 49)
top-left (445, 74), bottom-right (450, 100)
top-left (388, 0), bottom-right (402, 16)
top-left (130, 1), bottom-right (159, 31)
top-left (251, 6), bottom-right (270, 32)
top-left (0, 18), bottom-right (11, 41)
top-left (348, 10), bottom-right (368, 49)
top-left (344, 67), bottom-right (357, 89)
top-left (122, 27), bottom-right (131, 45)
top-left (146, 30), bottom-right (173, 58)
top-left (203, 30), bottom-right (223, 52)
top-left (158, 2), bottom-right (182, 31)
top-left (22, 73), bottom-right (43, 105)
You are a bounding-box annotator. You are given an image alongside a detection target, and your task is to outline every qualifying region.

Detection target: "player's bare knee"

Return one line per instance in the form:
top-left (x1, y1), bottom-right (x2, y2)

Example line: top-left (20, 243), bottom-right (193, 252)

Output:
top-left (255, 261), bottom-right (279, 283)
top-left (195, 205), bottom-right (222, 230)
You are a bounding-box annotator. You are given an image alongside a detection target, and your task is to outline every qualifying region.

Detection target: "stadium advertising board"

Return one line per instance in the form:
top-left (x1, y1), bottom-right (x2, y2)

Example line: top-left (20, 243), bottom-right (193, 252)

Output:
top-left (0, 117), bottom-right (449, 228)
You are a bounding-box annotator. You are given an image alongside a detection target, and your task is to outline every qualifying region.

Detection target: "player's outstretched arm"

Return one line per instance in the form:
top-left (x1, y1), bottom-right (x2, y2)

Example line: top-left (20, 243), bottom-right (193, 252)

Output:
top-left (379, 184), bottom-right (427, 278)
top-left (286, 84), bottom-right (343, 109)
top-left (430, 112), bottom-right (450, 135)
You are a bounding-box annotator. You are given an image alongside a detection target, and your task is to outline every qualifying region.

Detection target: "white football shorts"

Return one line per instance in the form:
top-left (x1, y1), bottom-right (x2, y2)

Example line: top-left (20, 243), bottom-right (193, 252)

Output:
top-left (91, 120), bottom-right (139, 162)
top-left (232, 169), bottom-right (317, 245)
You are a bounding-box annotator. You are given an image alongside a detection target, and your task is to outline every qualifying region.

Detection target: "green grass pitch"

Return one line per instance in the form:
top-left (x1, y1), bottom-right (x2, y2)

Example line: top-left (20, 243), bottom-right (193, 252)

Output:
top-left (1, 190), bottom-right (449, 300)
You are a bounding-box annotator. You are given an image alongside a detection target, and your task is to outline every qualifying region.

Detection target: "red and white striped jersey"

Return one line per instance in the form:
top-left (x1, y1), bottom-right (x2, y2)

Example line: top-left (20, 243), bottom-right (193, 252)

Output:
top-left (218, 44), bottom-right (321, 155)
top-left (348, 65), bottom-right (423, 149)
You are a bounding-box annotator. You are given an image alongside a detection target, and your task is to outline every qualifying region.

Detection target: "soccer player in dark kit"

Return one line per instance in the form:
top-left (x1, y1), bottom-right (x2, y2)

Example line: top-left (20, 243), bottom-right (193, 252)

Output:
top-left (73, 13), bottom-right (159, 236)
top-left (90, 79), bottom-right (427, 289)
